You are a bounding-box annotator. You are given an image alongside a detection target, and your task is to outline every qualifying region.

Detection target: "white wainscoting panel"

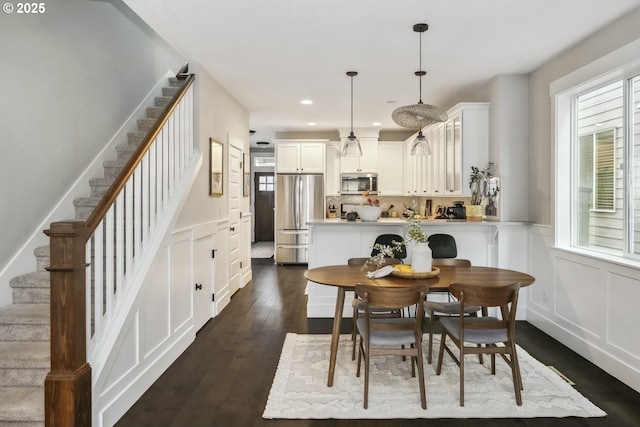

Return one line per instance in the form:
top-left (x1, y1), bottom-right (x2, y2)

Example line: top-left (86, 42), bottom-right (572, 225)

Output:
top-left (527, 224), bottom-right (640, 394)
top-left (607, 270), bottom-right (640, 358)
top-left (555, 256), bottom-right (602, 339)
top-left (141, 249), bottom-right (171, 356)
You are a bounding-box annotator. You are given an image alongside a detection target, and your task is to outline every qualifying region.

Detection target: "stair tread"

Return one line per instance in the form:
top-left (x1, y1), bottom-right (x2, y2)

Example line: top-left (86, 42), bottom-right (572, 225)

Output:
top-left (33, 246), bottom-right (49, 257)
top-left (103, 159), bottom-right (129, 167)
top-left (9, 272), bottom-right (49, 289)
top-left (73, 197), bottom-right (101, 207)
top-left (0, 387), bottom-right (44, 422)
top-left (0, 305), bottom-right (49, 325)
top-left (0, 342), bottom-right (49, 368)
top-left (89, 177), bottom-right (115, 185)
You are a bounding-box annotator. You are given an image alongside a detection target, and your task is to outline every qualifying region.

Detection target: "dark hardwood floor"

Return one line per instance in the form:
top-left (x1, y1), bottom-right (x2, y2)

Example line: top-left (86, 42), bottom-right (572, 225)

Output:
top-left (116, 258), bottom-right (640, 427)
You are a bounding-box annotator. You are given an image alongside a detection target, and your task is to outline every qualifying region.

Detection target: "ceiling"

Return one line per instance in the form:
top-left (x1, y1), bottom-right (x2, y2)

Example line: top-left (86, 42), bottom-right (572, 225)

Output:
top-left (123, 0), bottom-right (640, 147)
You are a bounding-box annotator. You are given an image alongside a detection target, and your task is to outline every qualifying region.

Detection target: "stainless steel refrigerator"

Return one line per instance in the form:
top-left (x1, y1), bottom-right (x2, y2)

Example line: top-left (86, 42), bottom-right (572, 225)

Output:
top-left (275, 174), bottom-right (324, 264)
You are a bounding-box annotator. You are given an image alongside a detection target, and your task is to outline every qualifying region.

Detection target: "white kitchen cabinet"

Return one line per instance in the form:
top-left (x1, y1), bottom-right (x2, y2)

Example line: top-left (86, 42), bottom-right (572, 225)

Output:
top-left (403, 124), bottom-right (443, 197)
top-left (445, 103), bottom-right (489, 197)
top-left (340, 137), bottom-right (378, 173)
top-left (405, 103), bottom-right (488, 197)
top-left (275, 141), bottom-right (325, 173)
top-left (376, 142), bottom-right (404, 195)
top-left (325, 142), bottom-right (341, 196)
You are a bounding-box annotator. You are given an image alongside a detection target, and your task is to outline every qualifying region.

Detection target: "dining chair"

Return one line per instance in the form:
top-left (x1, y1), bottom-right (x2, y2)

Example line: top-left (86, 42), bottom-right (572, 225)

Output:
top-left (427, 233), bottom-right (457, 259)
top-left (424, 258), bottom-right (481, 364)
top-left (371, 234), bottom-right (407, 262)
top-left (348, 257), bottom-right (402, 360)
top-left (436, 282), bottom-right (522, 407)
top-left (354, 283), bottom-right (428, 409)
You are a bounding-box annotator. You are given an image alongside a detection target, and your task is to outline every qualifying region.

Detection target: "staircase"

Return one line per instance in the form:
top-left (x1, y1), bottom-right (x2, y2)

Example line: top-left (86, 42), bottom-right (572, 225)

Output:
top-left (0, 77), bottom-right (185, 427)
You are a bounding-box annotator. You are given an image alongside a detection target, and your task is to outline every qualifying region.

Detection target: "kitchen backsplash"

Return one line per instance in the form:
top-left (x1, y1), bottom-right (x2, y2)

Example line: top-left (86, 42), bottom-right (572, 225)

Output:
top-left (326, 195), bottom-right (472, 219)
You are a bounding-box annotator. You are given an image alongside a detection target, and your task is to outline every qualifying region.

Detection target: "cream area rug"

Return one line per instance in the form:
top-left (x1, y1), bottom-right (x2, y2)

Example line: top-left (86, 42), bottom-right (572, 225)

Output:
top-left (263, 333), bottom-right (606, 419)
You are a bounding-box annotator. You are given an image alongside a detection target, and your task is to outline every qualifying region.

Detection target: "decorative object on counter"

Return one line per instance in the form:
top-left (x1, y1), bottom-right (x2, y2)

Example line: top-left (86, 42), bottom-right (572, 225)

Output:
top-left (361, 190), bottom-right (379, 206)
top-left (469, 162), bottom-right (494, 221)
top-left (357, 190), bottom-right (382, 221)
top-left (342, 71), bottom-right (362, 157)
top-left (445, 201), bottom-right (466, 220)
top-left (356, 205), bottom-right (382, 221)
top-left (327, 203), bottom-right (337, 219)
top-left (391, 23), bottom-right (448, 157)
top-left (483, 176), bottom-right (501, 220)
top-left (380, 204), bottom-right (394, 218)
top-left (345, 211), bottom-right (358, 221)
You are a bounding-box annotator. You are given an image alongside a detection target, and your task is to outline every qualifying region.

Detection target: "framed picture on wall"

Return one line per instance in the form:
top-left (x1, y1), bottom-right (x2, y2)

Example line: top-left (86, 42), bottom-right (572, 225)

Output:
top-left (243, 153), bottom-right (250, 197)
top-left (210, 138), bottom-right (224, 196)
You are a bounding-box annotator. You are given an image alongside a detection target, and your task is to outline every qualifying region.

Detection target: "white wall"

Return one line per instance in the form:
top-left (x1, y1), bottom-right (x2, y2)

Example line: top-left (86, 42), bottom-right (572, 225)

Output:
top-left (175, 64), bottom-right (250, 228)
top-left (0, 0), bottom-right (183, 282)
top-left (489, 75), bottom-right (529, 221)
top-left (527, 6), bottom-right (640, 393)
top-left (529, 6), bottom-right (640, 226)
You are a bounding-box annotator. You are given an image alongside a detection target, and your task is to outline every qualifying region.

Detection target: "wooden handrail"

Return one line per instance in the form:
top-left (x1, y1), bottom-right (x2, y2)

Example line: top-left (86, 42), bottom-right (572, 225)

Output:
top-left (44, 72), bottom-right (195, 426)
top-left (85, 73), bottom-right (195, 234)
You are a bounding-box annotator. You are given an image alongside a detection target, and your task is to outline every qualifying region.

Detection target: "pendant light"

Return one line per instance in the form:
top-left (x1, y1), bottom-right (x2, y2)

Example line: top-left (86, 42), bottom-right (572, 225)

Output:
top-left (392, 23), bottom-right (448, 156)
top-left (342, 71), bottom-right (362, 157)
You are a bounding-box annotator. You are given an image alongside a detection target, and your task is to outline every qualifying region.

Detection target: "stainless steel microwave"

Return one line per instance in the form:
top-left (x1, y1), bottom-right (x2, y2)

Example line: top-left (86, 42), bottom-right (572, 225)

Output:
top-left (340, 173), bottom-right (378, 195)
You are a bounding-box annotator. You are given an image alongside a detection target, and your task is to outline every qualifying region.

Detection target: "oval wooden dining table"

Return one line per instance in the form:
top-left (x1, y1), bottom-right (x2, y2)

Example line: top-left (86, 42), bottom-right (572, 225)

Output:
top-left (303, 264), bottom-right (535, 387)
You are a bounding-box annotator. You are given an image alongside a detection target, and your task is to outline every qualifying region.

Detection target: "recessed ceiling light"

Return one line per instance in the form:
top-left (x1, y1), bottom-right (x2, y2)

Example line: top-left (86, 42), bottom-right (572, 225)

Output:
top-left (307, 122), bottom-right (317, 126)
top-left (372, 122), bottom-right (382, 126)
top-left (387, 100), bottom-right (396, 104)
top-left (301, 99), bottom-right (313, 105)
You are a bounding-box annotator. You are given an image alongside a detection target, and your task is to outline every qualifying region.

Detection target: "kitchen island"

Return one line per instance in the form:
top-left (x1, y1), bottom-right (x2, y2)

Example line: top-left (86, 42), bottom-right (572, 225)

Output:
top-left (306, 218), bottom-right (530, 317)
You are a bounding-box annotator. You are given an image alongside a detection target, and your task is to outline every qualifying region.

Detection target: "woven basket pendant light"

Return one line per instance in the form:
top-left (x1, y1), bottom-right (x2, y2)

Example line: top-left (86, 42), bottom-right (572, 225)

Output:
top-left (392, 23), bottom-right (447, 156)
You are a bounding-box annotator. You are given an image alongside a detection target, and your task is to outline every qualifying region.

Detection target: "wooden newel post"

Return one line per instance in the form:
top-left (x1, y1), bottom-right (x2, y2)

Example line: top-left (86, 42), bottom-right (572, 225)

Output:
top-left (44, 221), bottom-right (92, 427)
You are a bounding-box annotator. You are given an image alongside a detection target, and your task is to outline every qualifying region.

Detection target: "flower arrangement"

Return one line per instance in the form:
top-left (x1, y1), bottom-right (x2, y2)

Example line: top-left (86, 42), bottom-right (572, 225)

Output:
top-left (361, 240), bottom-right (404, 271)
top-left (469, 162), bottom-right (494, 205)
top-left (360, 200), bottom-right (426, 271)
top-left (405, 199), bottom-right (427, 243)
top-left (361, 190), bottom-right (380, 206)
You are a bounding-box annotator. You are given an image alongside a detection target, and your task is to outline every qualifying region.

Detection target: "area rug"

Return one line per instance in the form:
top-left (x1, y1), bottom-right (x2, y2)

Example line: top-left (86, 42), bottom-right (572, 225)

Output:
top-left (263, 333), bottom-right (606, 419)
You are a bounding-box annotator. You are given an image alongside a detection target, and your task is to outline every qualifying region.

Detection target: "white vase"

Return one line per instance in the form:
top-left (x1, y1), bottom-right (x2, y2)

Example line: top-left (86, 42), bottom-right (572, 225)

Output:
top-left (411, 242), bottom-right (432, 273)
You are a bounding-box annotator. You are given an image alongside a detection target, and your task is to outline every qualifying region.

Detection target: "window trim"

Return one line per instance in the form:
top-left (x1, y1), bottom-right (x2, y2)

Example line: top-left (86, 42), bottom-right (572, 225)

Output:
top-left (553, 44), bottom-right (640, 261)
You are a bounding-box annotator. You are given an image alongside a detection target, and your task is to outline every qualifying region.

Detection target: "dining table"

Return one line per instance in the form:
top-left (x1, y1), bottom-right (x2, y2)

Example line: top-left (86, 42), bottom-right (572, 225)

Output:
top-left (303, 263), bottom-right (535, 387)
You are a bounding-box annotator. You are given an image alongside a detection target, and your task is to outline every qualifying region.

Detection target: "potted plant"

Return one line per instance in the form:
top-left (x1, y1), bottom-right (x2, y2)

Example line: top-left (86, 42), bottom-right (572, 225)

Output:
top-left (468, 162), bottom-right (494, 220)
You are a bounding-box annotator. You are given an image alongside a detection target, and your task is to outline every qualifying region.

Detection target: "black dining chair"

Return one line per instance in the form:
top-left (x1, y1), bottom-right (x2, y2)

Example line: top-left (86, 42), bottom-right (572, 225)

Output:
top-left (427, 233), bottom-right (457, 259)
top-left (371, 234), bottom-right (407, 262)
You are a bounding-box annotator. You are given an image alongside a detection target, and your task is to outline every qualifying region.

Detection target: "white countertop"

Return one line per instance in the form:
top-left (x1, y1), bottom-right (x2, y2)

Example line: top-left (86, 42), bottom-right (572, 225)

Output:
top-left (308, 218), bottom-right (528, 226)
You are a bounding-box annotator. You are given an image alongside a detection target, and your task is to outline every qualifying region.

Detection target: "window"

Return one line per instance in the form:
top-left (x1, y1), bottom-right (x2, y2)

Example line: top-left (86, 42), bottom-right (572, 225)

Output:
top-left (559, 70), bottom-right (640, 258)
top-left (254, 157), bottom-right (275, 168)
top-left (578, 128), bottom-right (615, 212)
top-left (258, 175), bottom-right (274, 192)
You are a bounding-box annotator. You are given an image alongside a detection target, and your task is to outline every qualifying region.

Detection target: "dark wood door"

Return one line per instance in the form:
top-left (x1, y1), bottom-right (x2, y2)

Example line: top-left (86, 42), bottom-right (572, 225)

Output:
top-left (254, 172), bottom-right (275, 241)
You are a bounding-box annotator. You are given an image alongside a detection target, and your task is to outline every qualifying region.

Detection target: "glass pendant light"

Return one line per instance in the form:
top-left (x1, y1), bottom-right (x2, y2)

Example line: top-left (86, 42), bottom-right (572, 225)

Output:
top-left (342, 71), bottom-right (362, 157)
top-left (410, 130), bottom-right (431, 156)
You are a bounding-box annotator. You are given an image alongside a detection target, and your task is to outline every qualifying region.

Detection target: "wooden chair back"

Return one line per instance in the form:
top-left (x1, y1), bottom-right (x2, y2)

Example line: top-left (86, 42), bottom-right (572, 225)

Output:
top-left (432, 258), bottom-right (471, 267)
top-left (450, 282), bottom-right (520, 330)
top-left (355, 284), bottom-right (427, 331)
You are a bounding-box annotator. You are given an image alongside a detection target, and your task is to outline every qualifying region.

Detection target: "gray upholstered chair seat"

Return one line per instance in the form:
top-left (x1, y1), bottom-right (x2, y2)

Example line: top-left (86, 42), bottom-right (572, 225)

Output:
top-left (356, 318), bottom-right (417, 346)
top-left (424, 300), bottom-right (481, 315)
top-left (440, 317), bottom-right (508, 344)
